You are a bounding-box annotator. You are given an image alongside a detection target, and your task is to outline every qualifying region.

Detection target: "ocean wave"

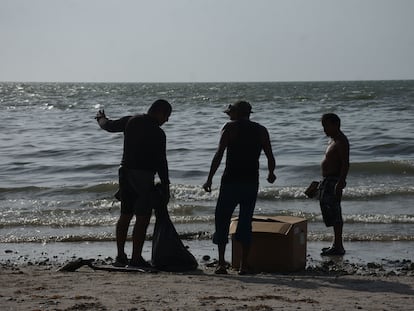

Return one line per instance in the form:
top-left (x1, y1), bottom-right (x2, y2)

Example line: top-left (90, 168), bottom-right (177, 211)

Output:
top-left (1, 182), bottom-right (413, 202)
top-left (254, 212), bottom-right (414, 224)
top-left (0, 233), bottom-right (116, 243)
top-left (2, 231), bottom-right (414, 244)
top-left (0, 185), bottom-right (51, 195)
top-left (0, 182), bottom-right (119, 196)
top-left (1, 207), bottom-right (413, 229)
top-left (286, 160), bottom-right (414, 176)
top-left (342, 91), bottom-right (376, 101)
top-left (257, 185), bottom-right (414, 200)
top-left (307, 232), bottom-right (414, 242)
top-left (0, 215), bottom-right (215, 229)
top-left (343, 186), bottom-right (414, 200)
top-left (0, 214), bottom-right (117, 228)
top-left (171, 184), bottom-right (213, 201)
top-left (0, 231), bottom-right (212, 243)
top-left (171, 183), bottom-right (414, 201)
top-left (350, 160), bottom-right (414, 175)
top-left (344, 214), bottom-right (414, 224)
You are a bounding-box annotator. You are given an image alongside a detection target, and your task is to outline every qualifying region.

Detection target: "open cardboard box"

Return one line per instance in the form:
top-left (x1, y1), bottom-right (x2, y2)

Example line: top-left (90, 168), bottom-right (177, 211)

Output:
top-left (230, 215), bottom-right (307, 272)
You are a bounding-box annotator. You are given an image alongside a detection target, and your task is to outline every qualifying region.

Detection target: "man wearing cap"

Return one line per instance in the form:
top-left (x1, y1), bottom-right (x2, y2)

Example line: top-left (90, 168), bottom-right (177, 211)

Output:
top-left (203, 100), bottom-right (276, 275)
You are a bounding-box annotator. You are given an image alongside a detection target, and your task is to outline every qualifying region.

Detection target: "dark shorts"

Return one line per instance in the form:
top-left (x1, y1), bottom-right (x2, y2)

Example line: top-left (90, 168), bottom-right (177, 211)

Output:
top-left (119, 167), bottom-right (155, 216)
top-left (213, 182), bottom-right (259, 246)
top-left (319, 177), bottom-right (343, 227)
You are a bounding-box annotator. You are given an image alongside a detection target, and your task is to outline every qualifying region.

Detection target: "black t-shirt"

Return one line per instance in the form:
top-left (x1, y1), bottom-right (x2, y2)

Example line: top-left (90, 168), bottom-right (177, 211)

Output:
top-left (221, 120), bottom-right (263, 183)
top-left (101, 114), bottom-right (169, 184)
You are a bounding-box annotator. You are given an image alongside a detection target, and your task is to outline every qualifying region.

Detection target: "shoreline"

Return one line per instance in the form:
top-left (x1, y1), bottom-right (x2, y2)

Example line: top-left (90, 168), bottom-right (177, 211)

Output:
top-left (2, 240), bottom-right (414, 277)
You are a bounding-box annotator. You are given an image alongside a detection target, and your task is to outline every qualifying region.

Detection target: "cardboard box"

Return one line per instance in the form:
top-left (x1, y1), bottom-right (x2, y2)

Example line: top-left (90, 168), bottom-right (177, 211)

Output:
top-left (230, 215), bottom-right (307, 272)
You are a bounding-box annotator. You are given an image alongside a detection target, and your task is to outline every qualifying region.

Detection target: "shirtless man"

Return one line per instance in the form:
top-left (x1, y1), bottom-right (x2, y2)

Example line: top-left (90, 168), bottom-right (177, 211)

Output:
top-left (319, 113), bottom-right (349, 256)
top-left (203, 101), bottom-right (276, 274)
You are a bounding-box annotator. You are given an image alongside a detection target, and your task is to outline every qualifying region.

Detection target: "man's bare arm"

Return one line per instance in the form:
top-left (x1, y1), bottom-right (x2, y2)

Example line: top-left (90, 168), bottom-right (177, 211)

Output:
top-left (203, 128), bottom-right (229, 192)
top-left (261, 127), bottom-right (276, 183)
top-left (336, 136), bottom-right (350, 194)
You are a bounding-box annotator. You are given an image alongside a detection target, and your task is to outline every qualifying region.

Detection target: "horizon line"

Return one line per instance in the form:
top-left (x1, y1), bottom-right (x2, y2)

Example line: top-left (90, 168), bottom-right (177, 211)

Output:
top-left (1, 78), bottom-right (413, 84)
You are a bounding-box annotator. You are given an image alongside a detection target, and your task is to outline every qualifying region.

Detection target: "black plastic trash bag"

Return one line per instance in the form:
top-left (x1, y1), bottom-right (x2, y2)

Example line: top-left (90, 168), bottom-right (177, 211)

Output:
top-left (151, 184), bottom-right (198, 272)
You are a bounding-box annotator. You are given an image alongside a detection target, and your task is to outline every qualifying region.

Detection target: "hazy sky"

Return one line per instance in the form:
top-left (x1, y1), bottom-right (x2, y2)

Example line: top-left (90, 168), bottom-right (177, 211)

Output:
top-left (1, 0), bottom-right (413, 82)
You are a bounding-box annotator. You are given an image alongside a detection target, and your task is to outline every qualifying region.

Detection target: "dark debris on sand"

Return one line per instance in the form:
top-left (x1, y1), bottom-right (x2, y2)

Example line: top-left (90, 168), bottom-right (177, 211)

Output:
top-left (1, 250), bottom-right (414, 277)
top-left (305, 258), bottom-right (414, 277)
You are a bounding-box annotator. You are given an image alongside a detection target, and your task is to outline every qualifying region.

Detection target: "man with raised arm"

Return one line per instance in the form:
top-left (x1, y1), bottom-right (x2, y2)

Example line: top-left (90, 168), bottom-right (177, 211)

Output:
top-left (96, 99), bottom-right (172, 267)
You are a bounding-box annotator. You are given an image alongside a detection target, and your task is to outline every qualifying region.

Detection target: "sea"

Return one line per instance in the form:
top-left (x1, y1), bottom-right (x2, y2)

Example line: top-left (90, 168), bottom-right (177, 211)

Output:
top-left (1, 80), bottom-right (413, 265)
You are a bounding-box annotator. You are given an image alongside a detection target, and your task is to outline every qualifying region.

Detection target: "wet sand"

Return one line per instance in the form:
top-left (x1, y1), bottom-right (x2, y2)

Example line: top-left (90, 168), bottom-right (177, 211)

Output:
top-left (1, 262), bottom-right (413, 311)
top-left (1, 240), bottom-right (413, 310)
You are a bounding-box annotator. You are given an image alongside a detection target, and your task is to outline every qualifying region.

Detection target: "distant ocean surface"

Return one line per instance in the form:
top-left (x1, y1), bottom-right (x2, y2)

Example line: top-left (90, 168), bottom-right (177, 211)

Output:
top-left (1, 81), bottom-right (413, 248)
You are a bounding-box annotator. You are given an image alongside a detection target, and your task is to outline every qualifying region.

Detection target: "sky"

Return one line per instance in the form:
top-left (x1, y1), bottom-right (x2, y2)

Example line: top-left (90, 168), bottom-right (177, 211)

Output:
top-left (1, 0), bottom-right (413, 83)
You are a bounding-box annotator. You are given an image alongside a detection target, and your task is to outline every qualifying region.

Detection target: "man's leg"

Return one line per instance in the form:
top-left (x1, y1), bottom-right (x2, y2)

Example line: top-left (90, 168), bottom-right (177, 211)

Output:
top-left (213, 184), bottom-right (238, 274)
top-left (218, 243), bottom-right (226, 267)
top-left (116, 213), bottom-right (133, 264)
top-left (319, 178), bottom-right (345, 255)
top-left (239, 243), bottom-right (251, 273)
top-left (236, 183), bottom-right (257, 274)
top-left (333, 222), bottom-right (344, 251)
top-left (123, 168), bottom-right (154, 266)
top-left (321, 222), bottom-right (345, 256)
top-left (130, 215), bottom-right (151, 265)
top-left (116, 166), bottom-right (133, 265)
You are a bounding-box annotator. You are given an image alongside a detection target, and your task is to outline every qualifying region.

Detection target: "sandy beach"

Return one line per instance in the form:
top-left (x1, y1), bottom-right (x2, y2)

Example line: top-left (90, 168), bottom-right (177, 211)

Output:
top-left (1, 240), bottom-right (414, 311)
top-left (2, 79), bottom-right (413, 310)
top-left (1, 262), bottom-right (414, 311)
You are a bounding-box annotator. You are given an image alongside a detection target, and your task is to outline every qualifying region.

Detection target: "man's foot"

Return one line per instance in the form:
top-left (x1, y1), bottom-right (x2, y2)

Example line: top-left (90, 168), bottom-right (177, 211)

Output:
top-left (321, 247), bottom-right (345, 256)
top-left (214, 264), bottom-right (228, 275)
top-left (238, 268), bottom-right (254, 275)
top-left (112, 253), bottom-right (129, 267)
top-left (128, 257), bottom-right (152, 269)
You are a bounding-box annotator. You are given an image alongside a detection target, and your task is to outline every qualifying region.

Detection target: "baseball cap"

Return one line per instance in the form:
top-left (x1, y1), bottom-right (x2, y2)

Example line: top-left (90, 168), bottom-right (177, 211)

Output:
top-left (224, 100), bottom-right (253, 115)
